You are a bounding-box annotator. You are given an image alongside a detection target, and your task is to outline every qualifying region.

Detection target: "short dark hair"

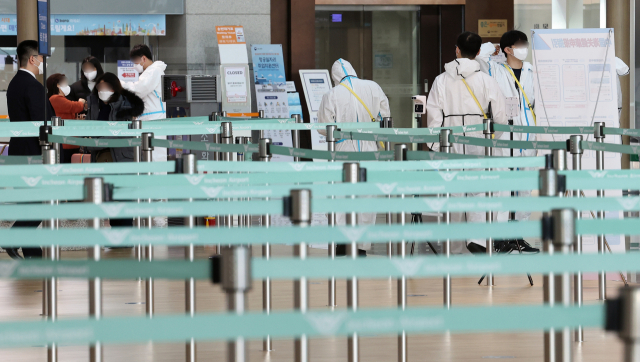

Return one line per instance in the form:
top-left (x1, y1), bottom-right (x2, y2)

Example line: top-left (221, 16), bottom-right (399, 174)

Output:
top-left (93, 72), bottom-right (124, 103)
top-left (130, 44), bottom-right (153, 61)
top-left (17, 40), bottom-right (38, 68)
top-left (46, 73), bottom-right (66, 99)
top-left (456, 32), bottom-right (482, 59)
top-left (500, 30), bottom-right (528, 54)
top-left (80, 56), bottom-right (104, 84)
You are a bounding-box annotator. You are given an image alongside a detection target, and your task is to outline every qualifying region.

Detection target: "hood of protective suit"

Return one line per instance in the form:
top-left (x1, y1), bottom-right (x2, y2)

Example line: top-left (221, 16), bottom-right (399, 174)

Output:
top-left (616, 57), bottom-right (629, 76)
top-left (331, 59), bottom-right (357, 87)
top-left (146, 60), bottom-right (167, 74)
top-left (444, 58), bottom-right (481, 80)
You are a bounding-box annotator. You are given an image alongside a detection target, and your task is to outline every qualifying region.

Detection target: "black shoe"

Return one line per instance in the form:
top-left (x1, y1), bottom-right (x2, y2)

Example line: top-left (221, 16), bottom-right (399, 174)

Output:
top-left (358, 249), bottom-right (367, 257)
top-left (4, 248), bottom-right (22, 260)
top-left (509, 239), bottom-right (539, 254)
top-left (466, 242), bottom-right (486, 254)
top-left (336, 244), bottom-right (346, 256)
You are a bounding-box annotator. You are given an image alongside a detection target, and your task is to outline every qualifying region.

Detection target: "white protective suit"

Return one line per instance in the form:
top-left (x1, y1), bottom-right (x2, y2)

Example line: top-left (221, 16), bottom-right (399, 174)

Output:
top-left (318, 59), bottom-right (391, 251)
top-left (123, 60), bottom-right (168, 162)
top-left (478, 44), bottom-right (537, 223)
top-left (426, 58), bottom-right (508, 251)
top-left (478, 43), bottom-right (537, 158)
top-left (616, 57), bottom-right (630, 121)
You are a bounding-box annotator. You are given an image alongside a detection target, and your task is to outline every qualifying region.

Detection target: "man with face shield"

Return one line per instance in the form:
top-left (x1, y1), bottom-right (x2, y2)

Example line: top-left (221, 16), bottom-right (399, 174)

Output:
top-left (426, 32), bottom-right (508, 254)
top-left (318, 58), bottom-right (391, 256)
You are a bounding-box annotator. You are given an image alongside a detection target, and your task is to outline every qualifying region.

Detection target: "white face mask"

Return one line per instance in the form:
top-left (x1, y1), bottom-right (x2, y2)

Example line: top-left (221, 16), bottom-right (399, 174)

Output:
top-left (512, 47), bottom-right (528, 61)
top-left (133, 63), bottom-right (144, 74)
top-left (59, 85), bottom-right (71, 96)
top-left (98, 91), bottom-right (114, 102)
top-left (34, 57), bottom-right (43, 75)
top-left (84, 70), bottom-right (97, 81)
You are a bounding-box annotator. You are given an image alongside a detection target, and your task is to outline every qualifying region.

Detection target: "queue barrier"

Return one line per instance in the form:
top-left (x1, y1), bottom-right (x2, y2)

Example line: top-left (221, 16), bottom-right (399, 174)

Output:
top-left (0, 304), bottom-right (602, 349)
top-left (0, 155), bottom-right (42, 165)
top-left (0, 218), bottom-right (637, 247)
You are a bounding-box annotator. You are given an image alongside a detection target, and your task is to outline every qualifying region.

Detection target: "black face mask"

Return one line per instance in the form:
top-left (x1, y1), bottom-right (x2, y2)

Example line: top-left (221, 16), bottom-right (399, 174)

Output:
top-left (340, 75), bottom-right (357, 83)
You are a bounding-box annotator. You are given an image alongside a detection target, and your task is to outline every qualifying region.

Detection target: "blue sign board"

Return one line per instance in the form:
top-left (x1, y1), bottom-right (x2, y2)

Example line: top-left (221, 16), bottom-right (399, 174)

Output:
top-left (251, 44), bottom-right (287, 87)
top-left (0, 14), bottom-right (166, 36)
top-left (37, 0), bottom-right (50, 55)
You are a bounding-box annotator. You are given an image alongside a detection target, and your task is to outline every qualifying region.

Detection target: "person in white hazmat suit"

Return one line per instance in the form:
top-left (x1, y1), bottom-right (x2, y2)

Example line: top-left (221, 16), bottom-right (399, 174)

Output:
top-left (426, 32), bottom-right (508, 254)
top-left (122, 44), bottom-right (167, 163)
top-left (474, 31), bottom-right (541, 254)
top-left (318, 58), bottom-right (391, 256)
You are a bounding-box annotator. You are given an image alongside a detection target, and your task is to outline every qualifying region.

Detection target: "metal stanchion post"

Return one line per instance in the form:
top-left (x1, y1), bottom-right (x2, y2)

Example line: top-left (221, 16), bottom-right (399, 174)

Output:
top-left (43, 148), bottom-right (58, 362)
top-left (222, 122), bottom-right (233, 228)
top-left (210, 112), bottom-right (220, 162)
top-left (85, 177), bottom-right (104, 362)
top-left (344, 162), bottom-right (361, 362)
top-left (326, 125), bottom-right (338, 308)
top-left (243, 137), bottom-right (252, 227)
top-left (50, 116), bottom-right (63, 164)
top-left (440, 129), bottom-right (452, 308)
top-left (260, 137), bottom-right (273, 351)
top-left (540, 152), bottom-right (566, 362)
top-left (290, 189), bottom-right (312, 362)
top-left (141, 132), bottom-right (155, 318)
top-left (130, 120), bottom-right (142, 260)
top-left (594, 122), bottom-right (607, 300)
top-left (259, 110), bottom-right (265, 118)
top-left (483, 117), bottom-right (494, 286)
top-left (219, 246), bottom-right (252, 362)
top-left (236, 137), bottom-right (246, 227)
top-left (383, 117), bottom-right (394, 258)
top-left (550, 208), bottom-right (575, 362)
top-left (394, 144), bottom-right (408, 362)
top-left (292, 114), bottom-right (302, 162)
top-left (569, 135), bottom-right (584, 342)
top-left (612, 287), bottom-right (640, 362)
top-left (181, 154), bottom-right (197, 362)
top-left (38, 121), bottom-right (52, 318)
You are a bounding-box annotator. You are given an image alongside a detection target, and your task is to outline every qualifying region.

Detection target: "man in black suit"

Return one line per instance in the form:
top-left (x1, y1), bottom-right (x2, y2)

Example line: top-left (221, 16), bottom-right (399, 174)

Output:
top-left (5, 40), bottom-right (55, 259)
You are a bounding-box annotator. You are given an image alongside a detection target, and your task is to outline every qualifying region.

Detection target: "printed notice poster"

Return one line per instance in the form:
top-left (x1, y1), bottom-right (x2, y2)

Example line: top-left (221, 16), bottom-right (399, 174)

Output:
top-left (532, 28), bottom-right (622, 257)
top-left (299, 70), bottom-right (333, 152)
top-left (216, 25), bottom-right (248, 64)
top-left (117, 60), bottom-right (139, 83)
top-left (256, 87), bottom-right (293, 162)
top-left (224, 67), bottom-right (247, 103)
top-left (251, 44), bottom-right (286, 88)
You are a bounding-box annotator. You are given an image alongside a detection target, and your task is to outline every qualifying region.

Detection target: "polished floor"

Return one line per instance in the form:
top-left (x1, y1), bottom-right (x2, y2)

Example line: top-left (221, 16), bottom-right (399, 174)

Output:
top-left (0, 244), bottom-right (626, 362)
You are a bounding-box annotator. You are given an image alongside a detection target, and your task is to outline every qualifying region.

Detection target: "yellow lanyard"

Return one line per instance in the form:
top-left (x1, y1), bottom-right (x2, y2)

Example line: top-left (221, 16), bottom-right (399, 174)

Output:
top-left (340, 82), bottom-right (384, 149)
top-left (503, 64), bottom-right (537, 125)
top-left (340, 83), bottom-right (377, 122)
top-left (461, 79), bottom-right (488, 119)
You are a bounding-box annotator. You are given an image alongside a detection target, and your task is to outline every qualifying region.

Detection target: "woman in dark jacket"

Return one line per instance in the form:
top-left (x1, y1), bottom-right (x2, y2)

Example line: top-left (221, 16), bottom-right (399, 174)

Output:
top-left (86, 72), bottom-right (144, 163)
top-left (68, 56), bottom-right (104, 103)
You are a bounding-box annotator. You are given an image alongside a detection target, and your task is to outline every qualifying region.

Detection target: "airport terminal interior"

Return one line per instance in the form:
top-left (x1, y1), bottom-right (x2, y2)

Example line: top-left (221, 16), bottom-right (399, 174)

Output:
top-left (1, 0), bottom-right (640, 361)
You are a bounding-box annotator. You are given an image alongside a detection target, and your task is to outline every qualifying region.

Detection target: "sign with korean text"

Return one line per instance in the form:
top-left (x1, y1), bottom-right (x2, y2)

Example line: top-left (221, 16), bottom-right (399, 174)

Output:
top-left (37, 0), bottom-right (50, 56)
top-left (478, 19), bottom-right (507, 38)
top-left (0, 14), bottom-right (166, 36)
top-left (532, 28), bottom-right (622, 255)
top-left (251, 44), bottom-right (286, 88)
top-left (117, 61), bottom-right (139, 83)
top-left (223, 67), bottom-right (248, 103)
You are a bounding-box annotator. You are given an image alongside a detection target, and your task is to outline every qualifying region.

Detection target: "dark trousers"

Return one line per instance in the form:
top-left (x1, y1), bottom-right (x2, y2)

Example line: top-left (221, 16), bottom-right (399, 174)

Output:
top-left (8, 220), bottom-right (43, 258)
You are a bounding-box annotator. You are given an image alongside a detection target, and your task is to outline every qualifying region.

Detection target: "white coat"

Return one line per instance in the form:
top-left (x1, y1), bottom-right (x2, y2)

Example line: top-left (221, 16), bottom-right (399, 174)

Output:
top-left (122, 60), bottom-right (168, 162)
top-left (478, 44), bottom-right (537, 158)
top-left (318, 59), bottom-right (391, 251)
top-left (427, 58), bottom-right (508, 251)
top-left (426, 58), bottom-right (507, 155)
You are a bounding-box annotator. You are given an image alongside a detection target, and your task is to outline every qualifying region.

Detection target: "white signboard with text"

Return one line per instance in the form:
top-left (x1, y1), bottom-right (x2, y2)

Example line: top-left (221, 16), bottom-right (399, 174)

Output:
top-left (117, 60), bottom-right (138, 83)
top-left (532, 28), bottom-right (622, 260)
top-left (299, 69), bottom-right (333, 152)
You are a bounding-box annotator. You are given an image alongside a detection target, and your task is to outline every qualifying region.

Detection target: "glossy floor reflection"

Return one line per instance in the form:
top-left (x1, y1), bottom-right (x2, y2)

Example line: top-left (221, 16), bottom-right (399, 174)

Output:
top-left (0, 245), bottom-right (624, 362)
